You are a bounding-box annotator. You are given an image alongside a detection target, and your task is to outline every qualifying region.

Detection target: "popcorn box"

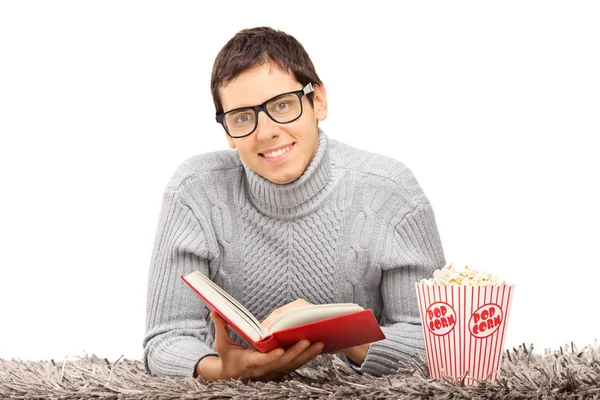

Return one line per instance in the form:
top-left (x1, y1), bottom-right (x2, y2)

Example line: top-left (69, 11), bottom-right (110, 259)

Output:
top-left (415, 283), bottom-right (515, 385)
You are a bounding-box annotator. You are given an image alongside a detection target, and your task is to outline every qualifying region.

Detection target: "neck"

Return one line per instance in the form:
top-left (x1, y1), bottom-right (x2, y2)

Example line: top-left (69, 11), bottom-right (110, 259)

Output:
top-left (242, 128), bottom-right (334, 218)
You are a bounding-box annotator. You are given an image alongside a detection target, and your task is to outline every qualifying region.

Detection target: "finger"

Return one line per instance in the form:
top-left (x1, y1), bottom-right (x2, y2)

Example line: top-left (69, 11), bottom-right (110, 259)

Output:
top-left (277, 299), bottom-right (309, 314)
top-left (261, 315), bottom-right (275, 330)
top-left (292, 299), bottom-right (312, 306)
top-left (258, 342), bottom-right (323, 379)
top-left (248, 342), bottom-right (305, 375)
top-left (263, 339), bottom-right (313, 371)
top-left (280, 342), bottom-right (324, 374)
top-left (210, 312), bottom-right (235, 351)
top-left (331, 346), bottom-right (349, 355)
top-left (261, 299), bottom-right (313, 330)
top-left (247, 346), bottom-right (285, 369)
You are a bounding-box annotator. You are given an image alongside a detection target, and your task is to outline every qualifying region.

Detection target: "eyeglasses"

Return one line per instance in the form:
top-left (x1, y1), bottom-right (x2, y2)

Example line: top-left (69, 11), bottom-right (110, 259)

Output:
top-left (216, 83), bottom-right (314, 138)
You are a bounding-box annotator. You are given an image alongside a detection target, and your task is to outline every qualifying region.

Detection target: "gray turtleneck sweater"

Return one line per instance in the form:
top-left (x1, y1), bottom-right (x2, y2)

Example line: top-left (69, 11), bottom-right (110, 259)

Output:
top-left (143, 128), bottom-right (445, 378)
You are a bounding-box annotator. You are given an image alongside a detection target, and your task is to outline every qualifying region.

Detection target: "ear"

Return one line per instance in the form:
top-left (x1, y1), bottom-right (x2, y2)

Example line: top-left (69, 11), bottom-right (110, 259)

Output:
top-left (312, 83), bottom-right (328, 122)
top-left (226, 133), bottom-right (237, 149)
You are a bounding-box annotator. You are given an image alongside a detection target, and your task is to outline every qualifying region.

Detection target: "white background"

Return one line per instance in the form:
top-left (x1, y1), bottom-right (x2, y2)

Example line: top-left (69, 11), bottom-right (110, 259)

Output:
top-left (1, 1), bottom-right (598, 362)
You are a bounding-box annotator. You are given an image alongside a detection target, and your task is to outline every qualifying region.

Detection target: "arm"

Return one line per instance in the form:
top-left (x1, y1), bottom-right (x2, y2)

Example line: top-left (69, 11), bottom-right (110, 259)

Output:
top-left (345, 202), bottom-right (446, 376)
top-left (144, 187), bottom-right (324, 380)
top-left (143, 188), bottom-right (218, 378)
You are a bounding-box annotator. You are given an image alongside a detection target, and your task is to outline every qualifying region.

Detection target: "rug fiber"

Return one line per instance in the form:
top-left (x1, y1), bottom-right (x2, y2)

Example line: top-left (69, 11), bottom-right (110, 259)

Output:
top-left (2, 343), bottom-right (600, 399)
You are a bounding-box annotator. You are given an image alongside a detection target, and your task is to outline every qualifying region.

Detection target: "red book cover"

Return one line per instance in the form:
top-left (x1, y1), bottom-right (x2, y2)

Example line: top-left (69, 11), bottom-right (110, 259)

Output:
top-left (181, 274), bottom-right (386, 354)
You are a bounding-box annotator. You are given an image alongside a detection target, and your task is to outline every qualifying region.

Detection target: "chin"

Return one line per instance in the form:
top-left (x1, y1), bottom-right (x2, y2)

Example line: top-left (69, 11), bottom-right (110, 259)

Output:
top-left (268, 175), bottom-right (296, 185)
top-left (265, 169), bottom-right (302, 185)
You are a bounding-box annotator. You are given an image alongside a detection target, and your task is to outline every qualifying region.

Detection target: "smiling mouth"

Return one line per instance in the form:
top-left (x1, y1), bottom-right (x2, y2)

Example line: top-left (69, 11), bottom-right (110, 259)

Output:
top-left (259, 143), bottom-right (296, 159)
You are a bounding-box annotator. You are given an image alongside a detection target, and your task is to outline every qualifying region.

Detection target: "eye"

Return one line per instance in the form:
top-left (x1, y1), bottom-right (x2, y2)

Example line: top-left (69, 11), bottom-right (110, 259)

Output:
top-left (272, 102), bottom-right (289, 112)
top-left (236, 114), bottom-right (251, 123)
top-left (231, 111), bottom-right (254, 124)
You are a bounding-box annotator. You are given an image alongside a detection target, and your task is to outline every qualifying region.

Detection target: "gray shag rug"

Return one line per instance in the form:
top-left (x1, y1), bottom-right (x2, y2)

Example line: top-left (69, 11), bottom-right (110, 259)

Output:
top-left (2, 343), bottom-right (600, 399)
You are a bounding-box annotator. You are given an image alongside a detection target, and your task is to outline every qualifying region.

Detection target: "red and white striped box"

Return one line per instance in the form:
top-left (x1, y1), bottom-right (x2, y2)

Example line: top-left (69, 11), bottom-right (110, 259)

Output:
top-left (415, 283), bottom-right (515, 385)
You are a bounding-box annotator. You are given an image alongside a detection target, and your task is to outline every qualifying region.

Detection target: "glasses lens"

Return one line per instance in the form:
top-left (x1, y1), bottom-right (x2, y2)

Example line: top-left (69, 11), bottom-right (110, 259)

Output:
top-left (224, 108), bottom-right (256, 138)
top-left (266, 93), bottom-right (301, 123)
top-left (222, 93), bottom-right (302, 138)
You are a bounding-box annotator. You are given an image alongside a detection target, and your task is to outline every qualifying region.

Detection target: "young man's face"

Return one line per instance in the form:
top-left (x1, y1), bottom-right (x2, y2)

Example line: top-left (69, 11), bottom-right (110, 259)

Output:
top-left (219, 63), bottom-right (327, 184)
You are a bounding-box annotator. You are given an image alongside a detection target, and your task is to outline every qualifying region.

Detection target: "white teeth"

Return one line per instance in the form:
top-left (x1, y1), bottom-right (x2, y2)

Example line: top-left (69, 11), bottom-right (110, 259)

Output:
top-left (264, 145), bottom-right (292, 158)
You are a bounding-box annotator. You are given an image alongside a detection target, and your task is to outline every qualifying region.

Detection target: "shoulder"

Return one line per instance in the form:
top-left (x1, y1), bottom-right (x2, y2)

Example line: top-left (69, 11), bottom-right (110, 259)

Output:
top-left (165, 148), bottom-right (243, 191)
top-left (329, 137), bottom-right (427, 204)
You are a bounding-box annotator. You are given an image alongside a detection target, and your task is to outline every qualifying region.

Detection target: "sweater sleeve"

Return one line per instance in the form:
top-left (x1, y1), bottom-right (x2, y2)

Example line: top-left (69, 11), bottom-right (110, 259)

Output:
top-left (350, 202), bottom-right (446, 376)
top-left (142, 188), bottom-right (218, 378)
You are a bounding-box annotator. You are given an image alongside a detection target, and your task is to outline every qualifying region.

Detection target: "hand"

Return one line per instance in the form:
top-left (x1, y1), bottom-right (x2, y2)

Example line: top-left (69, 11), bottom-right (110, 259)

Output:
top-left (332, 343), bottom-right (371, 366)
top-left (261, 299), bottom-right (312, 330)
top-left (261, 299), bottom-right (371, 365)
top-left (262, 299), bottom-right (370, 366)
top-left (195, 312), bottom-right (323, 381)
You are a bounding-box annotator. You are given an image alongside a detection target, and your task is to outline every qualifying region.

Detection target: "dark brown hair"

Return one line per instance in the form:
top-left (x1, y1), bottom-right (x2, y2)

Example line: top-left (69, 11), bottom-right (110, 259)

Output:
top-left (210, 27), bottom-right (323, 114)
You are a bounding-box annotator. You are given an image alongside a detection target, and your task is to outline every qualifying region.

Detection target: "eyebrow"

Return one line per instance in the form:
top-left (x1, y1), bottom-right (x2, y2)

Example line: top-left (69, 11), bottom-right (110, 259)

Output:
top-left (225, 88), bottom-right (299, 112)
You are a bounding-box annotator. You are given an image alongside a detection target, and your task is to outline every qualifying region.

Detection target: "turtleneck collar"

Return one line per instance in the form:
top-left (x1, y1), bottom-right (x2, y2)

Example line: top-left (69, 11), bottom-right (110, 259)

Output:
top-left (242, 127), bottom-right (335, 219)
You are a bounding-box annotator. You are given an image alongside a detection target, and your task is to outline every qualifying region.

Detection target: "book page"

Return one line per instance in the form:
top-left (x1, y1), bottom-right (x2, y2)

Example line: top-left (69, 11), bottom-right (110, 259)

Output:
top-left (184, 272), bottom-right (267, 341)
top-left (266, 303), bottom-right (364, 334)
top-left (195, 272), bottom-right (265, 333)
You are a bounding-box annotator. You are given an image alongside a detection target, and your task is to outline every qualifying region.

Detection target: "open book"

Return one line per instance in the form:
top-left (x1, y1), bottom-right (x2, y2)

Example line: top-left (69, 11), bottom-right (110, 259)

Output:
top-left (181, 271), bottom-right (386, 354)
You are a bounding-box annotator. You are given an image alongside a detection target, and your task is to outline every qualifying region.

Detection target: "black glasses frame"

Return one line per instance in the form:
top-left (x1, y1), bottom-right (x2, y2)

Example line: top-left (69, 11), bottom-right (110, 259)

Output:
top-left (215, 83), bottom-right (314, 139)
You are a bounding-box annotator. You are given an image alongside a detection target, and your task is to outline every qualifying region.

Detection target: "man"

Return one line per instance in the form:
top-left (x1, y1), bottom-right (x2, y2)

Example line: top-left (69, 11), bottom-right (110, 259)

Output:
top-left (143, 26), bottom-right (445, 381)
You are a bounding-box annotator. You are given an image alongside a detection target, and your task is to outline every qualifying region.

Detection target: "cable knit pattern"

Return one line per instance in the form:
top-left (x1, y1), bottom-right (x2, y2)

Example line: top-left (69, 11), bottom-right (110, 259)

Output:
top-left (143, 128), bottom-right (446, 378)
top-left (142, 189), bottom-right (218, 378)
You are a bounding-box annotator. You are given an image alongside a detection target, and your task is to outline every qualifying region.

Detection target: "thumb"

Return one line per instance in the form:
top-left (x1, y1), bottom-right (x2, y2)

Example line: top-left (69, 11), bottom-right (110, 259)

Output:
top-left (210, 312), bottom-right (233, 346)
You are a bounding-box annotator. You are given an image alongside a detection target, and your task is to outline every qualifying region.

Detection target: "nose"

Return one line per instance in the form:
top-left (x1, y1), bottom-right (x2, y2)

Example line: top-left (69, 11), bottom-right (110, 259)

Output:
top-left (254, 110), bottom-right (280, 142)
